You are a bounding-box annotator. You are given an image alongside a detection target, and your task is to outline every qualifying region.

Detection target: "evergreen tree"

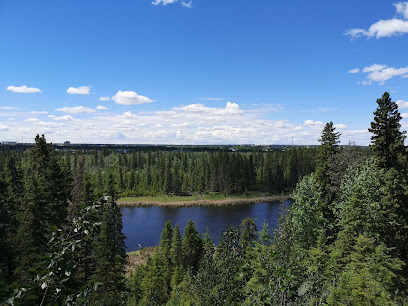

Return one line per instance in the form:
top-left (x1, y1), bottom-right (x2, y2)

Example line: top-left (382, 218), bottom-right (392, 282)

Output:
top-left (314, 122), bottom-right (341, 241)
top-left (89, 198), bottom-right (127, 305)
top-left (0, 177), bottom-right (11, 301)
top-left (71, 156), bottom-right (85, 215)
top-left (239, 217), bottom-right (258, 251)
top-left (369, 92), bottom-right (406, 171)
top-left (368, 92), bottom-right (408, 268)
top-left (181, 220), bottom-right (203, 273)
top-left (170, 224), bottom-right (183, 268)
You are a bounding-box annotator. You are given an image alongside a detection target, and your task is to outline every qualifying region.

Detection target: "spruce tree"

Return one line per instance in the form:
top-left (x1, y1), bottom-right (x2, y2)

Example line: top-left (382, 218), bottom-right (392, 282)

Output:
top-left (369, 92), bottom-right (406, 171)
top-left (314, 122), bottom-right (341, 241)
top-left (181, 220), bottom-right (203, 273)
top-left (90, 197), bottom-right (127, 305)
top-left (170, 224), bottom-right (183, 268)
top-left (368, 92), bottom-right (408, 268)
top-left (239, 217), bottom-right (258, 251)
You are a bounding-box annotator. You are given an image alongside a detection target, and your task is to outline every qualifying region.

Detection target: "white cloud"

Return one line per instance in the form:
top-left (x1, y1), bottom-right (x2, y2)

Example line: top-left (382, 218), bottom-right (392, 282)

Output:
top-left (0, 124), bottom-right (10, 131)
top-left (7, 101), bottom-right (372, 145)
top-left (152, 0), bottom-right (177, 5)
top-left (31, 111), bottom-right (48, 114)
top-left (368, 66), bottom-right (408, 84)
top-left (7, 85), bottom-right (41, 93)
top-left (357, 64), bottom-right (408, 85)
top-left (357, 80), bottom-right (373, 85)
top-left (96, 105), bottom-right (108, 110)
top-left (362, 64), bottom-right (387, 73)
top-left (24, 118), bottom-right (40, 123)
top-left (348, 68), bottom-right (360, 74)
top-left (401, 113), bottom-right (408, 119)
top-left (397, 100), bottom-right (408, 109)
top-left (55, 105), bottom-right (96, 113)
top-left (99, 96), bottom-right (110, 101)
top-left (345, 3), bottom-right (408, 38)
top-left (152, 0), bottom-right (192, 7)
top-left (181, 1), bottom-right (192, 8)
top-left (173, 102), bottom-right (243, 116)
top-left (67, 86), bottom-right (91, 95)
top-left (335, 124), bottom-right (348, 129)
top-left (395, 2), bottom-right (408, 19)
top-left (112, 90), bottom-right (154, 105)
top-left (0, 106), bottom-right (18, 110)
top-left (304, 120), bottom-right (324, 126)
top-left (49, 115), bottom-right (77, 121)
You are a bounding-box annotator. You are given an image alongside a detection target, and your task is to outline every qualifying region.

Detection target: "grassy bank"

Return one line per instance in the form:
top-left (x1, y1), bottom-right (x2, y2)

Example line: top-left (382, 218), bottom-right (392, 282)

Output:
top-left (117, 193), bottom-right (290, 207)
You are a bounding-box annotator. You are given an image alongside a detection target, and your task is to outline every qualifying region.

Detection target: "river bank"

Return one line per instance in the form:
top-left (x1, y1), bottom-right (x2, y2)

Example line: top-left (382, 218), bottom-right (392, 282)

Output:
top-left (117, 194), bottom-right (291, 207)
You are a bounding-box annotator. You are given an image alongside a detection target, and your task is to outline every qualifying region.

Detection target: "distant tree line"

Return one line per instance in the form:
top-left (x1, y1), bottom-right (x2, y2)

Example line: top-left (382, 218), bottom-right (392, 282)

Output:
top-left (60, 147), bottom-right (318, 198)
top-left (3, 92), bottom-right (406, 305)
top-left (126, 92), bottom-right (408, 305)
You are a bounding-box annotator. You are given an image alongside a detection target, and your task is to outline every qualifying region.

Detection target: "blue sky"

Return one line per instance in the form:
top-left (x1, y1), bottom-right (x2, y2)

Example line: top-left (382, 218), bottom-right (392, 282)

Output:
top-left (1, 0), bottom-right (408, 145)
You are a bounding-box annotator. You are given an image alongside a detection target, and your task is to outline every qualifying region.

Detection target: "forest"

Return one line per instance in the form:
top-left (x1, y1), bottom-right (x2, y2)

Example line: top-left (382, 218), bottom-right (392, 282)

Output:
top-left (1, 92), bottom-right (407, 305)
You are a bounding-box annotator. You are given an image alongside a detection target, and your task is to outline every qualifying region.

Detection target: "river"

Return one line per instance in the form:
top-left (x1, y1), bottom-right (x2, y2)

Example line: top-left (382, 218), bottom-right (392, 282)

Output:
top-left (121, 199), bottom-right (292, 251)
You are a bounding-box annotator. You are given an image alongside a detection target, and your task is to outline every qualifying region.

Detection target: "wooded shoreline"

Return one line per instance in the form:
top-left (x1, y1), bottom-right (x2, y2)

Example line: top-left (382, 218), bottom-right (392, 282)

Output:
top-left (117, 194), bottom-right (291, 207)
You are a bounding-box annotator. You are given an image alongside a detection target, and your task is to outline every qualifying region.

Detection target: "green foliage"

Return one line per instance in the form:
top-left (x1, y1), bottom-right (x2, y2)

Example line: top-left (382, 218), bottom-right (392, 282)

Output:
top-left (90, 199), bottom-right (127, 305)
top-left (369, 92), bottom-right (406, 171)
top-left (327, 235), bottom-right (404, 306)
top-left (181, 220), bottom-right (203, 273)
top-left (239, 217), bottom-right (258, 250)
top-left (290, 174), bottom-right (325, 249)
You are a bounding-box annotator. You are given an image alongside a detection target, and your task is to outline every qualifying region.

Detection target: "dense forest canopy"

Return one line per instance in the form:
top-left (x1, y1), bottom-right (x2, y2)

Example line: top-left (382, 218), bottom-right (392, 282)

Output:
top-left (1, 92), bottom-right (407, 305)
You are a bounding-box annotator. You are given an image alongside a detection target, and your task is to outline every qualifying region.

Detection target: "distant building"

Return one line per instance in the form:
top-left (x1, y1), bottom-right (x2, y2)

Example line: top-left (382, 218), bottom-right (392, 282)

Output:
top-left (64, 141), bottom-right (71, 146)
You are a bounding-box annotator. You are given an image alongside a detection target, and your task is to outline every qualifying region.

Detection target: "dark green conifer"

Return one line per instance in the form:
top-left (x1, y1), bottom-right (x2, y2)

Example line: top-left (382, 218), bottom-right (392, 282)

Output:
top-left (89, 198), bottom-right (127, 305)
top-left (369, 92), bottom-right (406, 171)
top-left (182, 220), bottom-right (203, 273)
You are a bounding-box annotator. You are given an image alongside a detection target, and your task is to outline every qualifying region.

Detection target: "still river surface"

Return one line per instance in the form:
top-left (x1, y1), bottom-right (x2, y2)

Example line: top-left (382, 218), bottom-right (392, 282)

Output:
top-left (121, 199), bottom-right (293, 251)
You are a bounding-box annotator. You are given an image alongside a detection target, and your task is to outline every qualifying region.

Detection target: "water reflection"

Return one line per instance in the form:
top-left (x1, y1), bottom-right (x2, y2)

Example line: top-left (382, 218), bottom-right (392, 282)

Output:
top-left (121, 200), bottom-right (292, 251)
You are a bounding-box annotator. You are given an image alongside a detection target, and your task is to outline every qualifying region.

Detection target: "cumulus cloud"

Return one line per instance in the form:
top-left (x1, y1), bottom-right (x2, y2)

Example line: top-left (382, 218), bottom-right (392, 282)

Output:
top-left (0, 124), bottom-right (10, 131)
top-left (7, 101), bottom-right (361, 145)
top-left (335, 124), bottom-right (348, 129)
top-left (49, 115), bottom-right (77, 121)
top-left (152, 0), bottom-right (177, 5)
top-left (112, 90), bottom-right (154, 105)
top-left (99, 96), bottom-right (110, 101)
top-left (363, 64), bottom-right (388, 73)
top-left (304, 120), bottom-right (324, 126)
top-left (24, 118), bottom-right (65, 127)
top-left (348, 68), bottom-right (360, 74)
top-left (67, 86), bottom-right (91, 95)
top-left (395, 2), bottom-right (408, 19)
top-left (345, 2), bottom-right (408, 38)
top-left (355, 64), bottom-right (408, 85)
top-left (181, 1), bottom-right (192, 8)
top-left (7, 85), bottom-right (41, 93)
top-left (55, 105), bottom-right (96, 113)
top-left (173, 102), bottom-right (243, 116)
top-left (96, 105), bottom-right (108, 110)
top-left (0, 107), bottom-right (18, 110)
top-left (397, 100), bottom-right (408, 109)
top-left (152, 0), bottom-right (192, 7)
top-left (31, 111), bottom-right (48, 114)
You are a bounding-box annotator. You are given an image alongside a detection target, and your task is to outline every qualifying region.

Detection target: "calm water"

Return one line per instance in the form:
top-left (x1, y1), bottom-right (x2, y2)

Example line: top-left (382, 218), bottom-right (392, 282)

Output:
top-left (121, 199), bottom-right (292, 251)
